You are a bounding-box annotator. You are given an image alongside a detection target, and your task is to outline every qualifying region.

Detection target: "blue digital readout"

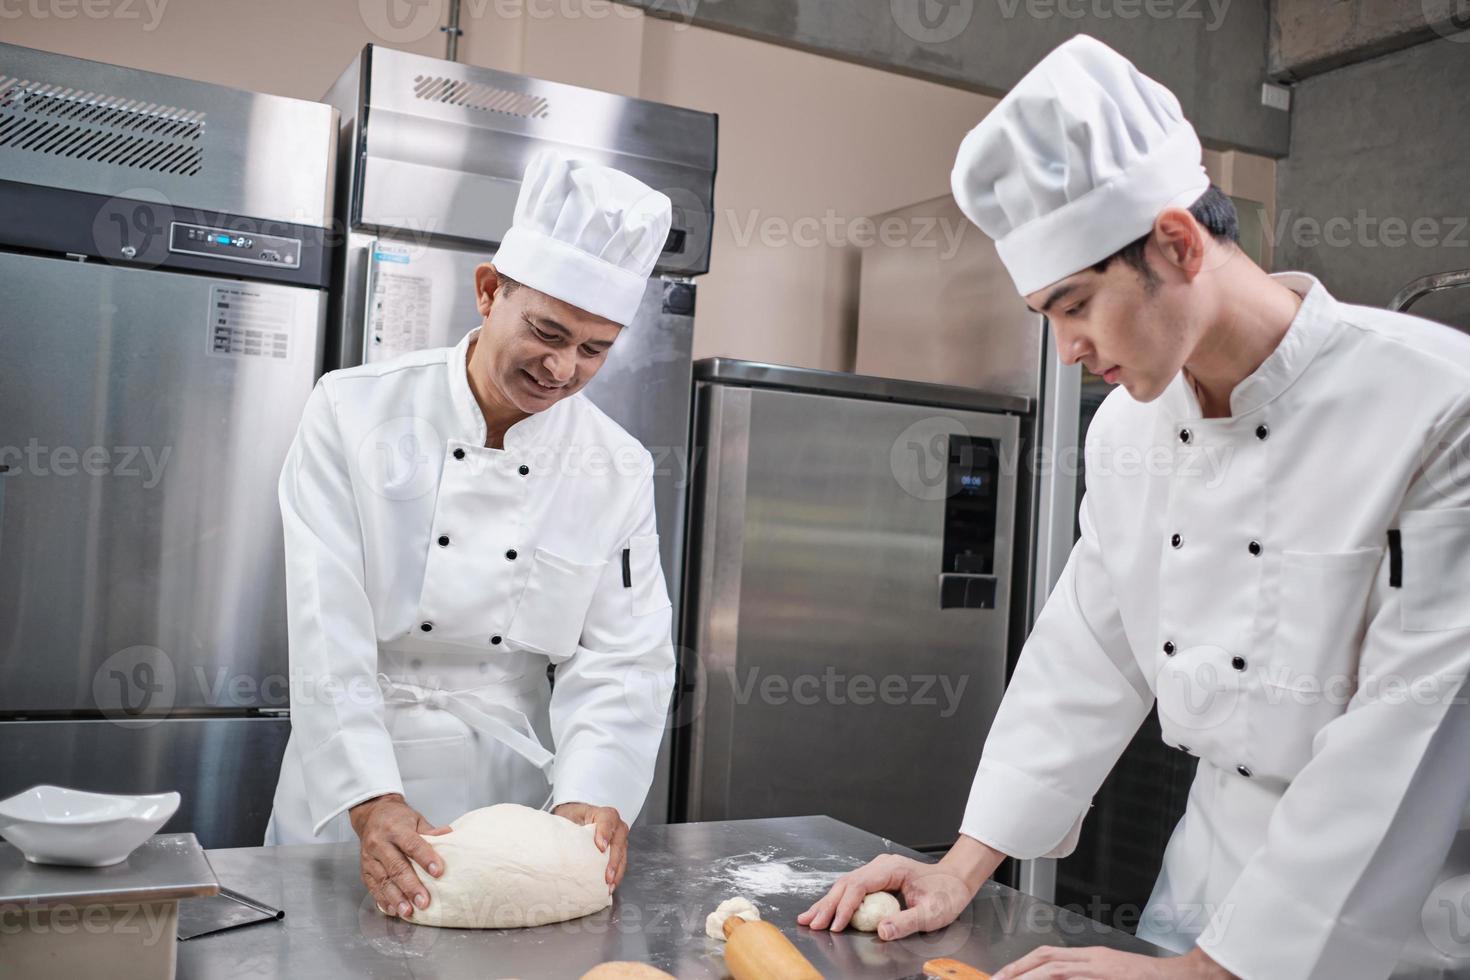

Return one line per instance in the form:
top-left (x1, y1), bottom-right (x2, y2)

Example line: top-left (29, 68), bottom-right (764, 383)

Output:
top-left (171, 222), bottom-right (294, 266)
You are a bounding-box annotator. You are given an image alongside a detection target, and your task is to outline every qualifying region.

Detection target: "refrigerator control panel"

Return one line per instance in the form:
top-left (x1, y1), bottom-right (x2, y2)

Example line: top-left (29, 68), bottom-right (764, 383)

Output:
top-left (940, 434), bottom-right (1001, 609)
top-left (169, 222), bottom-right (303, 269)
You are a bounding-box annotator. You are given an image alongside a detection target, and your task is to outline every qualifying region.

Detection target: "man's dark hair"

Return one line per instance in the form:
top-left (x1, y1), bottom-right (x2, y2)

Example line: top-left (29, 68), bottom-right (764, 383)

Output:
top-left (1091, 184), bottom-right (1240, 290)
top-left (495, 270), bottom-right (521, 296)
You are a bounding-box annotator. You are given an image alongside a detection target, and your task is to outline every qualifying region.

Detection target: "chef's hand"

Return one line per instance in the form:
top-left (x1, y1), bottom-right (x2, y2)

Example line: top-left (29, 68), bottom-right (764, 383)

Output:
top-left (993, 946), bottom-right (1236, 979)
top-left (552, 802), bottom-right (629, 893)
top-left (349, 793), bottom-right (450, 919)
top-left (799, 837), bottom-right (1001, 939)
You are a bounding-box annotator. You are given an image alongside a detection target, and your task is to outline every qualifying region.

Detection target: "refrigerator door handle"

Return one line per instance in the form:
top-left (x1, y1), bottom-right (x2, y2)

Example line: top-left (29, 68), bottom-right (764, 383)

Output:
top-left (0, 464), bottom-right (9, 562)
top-left (938, 573), bottom-right (998, 610)
top-left (684, 385), bottom-right (752, 822)
top-left (360, 241), bottom-right (381, 364)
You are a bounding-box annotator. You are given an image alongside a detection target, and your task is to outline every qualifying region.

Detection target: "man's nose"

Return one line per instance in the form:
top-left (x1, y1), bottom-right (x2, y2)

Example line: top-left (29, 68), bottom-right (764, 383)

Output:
top-left (1052, 324), bottom-right (1091, 367)
top-left (543, 347), bottom-right (576, 383)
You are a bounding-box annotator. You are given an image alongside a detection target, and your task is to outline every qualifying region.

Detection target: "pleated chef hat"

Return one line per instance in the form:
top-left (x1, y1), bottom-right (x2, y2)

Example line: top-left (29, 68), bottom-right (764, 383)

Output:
top-left (950, 34), bottom-right (1210, 296)
top-left (493, 150), bottom-right (673, 325)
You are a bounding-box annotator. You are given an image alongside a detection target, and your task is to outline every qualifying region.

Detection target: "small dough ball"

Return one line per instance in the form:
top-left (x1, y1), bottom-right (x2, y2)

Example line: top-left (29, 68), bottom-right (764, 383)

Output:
top-left (851, 891), bottom-right (901, 932)
top-left (705, 896), bottom-right (761, 940)
top-left (579, 964), bottom-right (677, 980)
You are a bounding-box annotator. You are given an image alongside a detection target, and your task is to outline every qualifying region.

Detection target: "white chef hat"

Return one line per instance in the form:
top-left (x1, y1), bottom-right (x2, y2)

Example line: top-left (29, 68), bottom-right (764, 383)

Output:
top-left (493, 150), bottom-right (673, 325)
top-left (950, 34), bottom-right (1210, 296)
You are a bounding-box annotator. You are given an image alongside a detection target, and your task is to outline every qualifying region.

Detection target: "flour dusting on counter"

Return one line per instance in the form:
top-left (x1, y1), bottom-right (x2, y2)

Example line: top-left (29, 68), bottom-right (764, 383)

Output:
top-left (701, 849), bottom-right (856, 897)
top-left (726, 861), bottom-right (842, 895)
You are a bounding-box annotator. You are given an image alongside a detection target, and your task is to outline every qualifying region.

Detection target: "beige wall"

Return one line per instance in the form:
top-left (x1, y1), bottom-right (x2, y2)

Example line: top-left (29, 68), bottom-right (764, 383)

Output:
top-left (5, 2), bottom-right (1274, 372)
top-left (636, 21), bottom-right (997, 369)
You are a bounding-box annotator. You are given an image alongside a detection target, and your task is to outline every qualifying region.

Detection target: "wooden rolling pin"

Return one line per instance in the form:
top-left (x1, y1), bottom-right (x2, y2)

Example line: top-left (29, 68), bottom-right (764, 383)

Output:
top-left (722, 915), bottom-right (824, 980)
top-left (919, 958), bottom-right (992, 979)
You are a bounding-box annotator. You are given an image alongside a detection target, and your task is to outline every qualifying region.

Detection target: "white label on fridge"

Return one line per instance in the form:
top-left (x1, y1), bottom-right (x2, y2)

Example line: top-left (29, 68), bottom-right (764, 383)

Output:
top-left (208, 284), bottom-right (293, 360)
top-left (368, 244), bottom-right (432, 360)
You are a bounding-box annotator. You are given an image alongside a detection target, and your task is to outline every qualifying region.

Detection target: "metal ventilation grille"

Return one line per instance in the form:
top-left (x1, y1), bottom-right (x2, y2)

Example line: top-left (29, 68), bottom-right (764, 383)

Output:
top-left (412, 74), bottom-right (550, 119)
top-left (0, 75), bottom-right (205, 175)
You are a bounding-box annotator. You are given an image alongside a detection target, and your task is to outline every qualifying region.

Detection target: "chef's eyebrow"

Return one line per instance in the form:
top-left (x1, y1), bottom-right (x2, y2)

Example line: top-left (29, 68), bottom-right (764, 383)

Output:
top-left (529, 314), bottom-right (613, 350)
top-left (528, 314), bottom-right (570, 335)
top-left (1029, 281), bottom-right (1082, 316)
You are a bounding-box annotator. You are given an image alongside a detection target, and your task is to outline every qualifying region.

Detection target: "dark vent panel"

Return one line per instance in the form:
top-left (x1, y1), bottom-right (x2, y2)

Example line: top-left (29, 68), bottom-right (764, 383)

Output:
top-left (412, 73), bottom-right (550, 120)
top-left (0, 74), bottom-right (205, 175)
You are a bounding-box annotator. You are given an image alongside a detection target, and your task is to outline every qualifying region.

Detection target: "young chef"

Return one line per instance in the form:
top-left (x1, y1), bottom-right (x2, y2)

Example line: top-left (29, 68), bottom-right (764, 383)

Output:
top-left (264, 151), bottom-right (678, 921)
top-left (801, 34), bottom-right (1470, 979)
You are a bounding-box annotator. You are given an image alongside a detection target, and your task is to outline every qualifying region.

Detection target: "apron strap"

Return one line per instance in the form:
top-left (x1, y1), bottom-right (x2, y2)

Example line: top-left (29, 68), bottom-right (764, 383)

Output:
top-left (377, 675), bottom-right (556, 777)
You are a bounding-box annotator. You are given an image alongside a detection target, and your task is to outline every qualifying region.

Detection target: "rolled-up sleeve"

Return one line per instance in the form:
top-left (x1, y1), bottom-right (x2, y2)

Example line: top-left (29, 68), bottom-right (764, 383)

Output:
top-left (548, 459), bottom-right (676, 825)
top-left (280, 381), bottom-right (402, 836)
top-left (960, 489), bottom-right (1154, 858)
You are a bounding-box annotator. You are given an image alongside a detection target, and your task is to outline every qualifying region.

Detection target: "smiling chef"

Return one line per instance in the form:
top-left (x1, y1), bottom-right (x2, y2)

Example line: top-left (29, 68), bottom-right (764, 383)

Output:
top-left (802, 34), bottom-right (1470, 980)
top-left (263, 150), bottom-right (677, 921)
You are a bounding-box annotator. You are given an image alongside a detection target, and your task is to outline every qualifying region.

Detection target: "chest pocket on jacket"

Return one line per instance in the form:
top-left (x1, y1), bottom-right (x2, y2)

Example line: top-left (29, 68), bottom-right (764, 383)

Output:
top-left (505, 548), bottom-right (607, 661)
top-left (1253, 546), bottom-right (1382, 780)
top-left (1399, 507), bottom-right (1470, 632)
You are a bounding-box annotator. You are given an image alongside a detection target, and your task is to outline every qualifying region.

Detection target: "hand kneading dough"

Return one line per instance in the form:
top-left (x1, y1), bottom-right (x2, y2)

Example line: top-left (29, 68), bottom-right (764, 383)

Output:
top-left (851, 891), bottom-right (901, 932)
top-left (402, 804), bottom-right (611, 928)
top-left (705, 896), bottom-right (761, 940)
top-left (579, 964), bottom-right (677, 980)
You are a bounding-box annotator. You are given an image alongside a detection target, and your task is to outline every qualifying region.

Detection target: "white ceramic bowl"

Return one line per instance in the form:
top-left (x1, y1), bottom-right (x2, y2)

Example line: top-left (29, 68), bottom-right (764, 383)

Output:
top-left (0, 785), bottom-right (181, 867)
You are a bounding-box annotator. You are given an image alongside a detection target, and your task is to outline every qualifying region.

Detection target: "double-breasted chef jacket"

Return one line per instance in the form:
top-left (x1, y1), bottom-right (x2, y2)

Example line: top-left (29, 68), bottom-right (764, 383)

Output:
top-left (265, 326), bottom-right (676, 845)
top-left (961, 272), bottom-right (1470, 979)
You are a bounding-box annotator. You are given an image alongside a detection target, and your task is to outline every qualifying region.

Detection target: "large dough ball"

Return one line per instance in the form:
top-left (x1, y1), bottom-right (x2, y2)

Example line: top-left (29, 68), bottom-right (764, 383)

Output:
top-left (851, 891), bottom-right (901, 932)
top-left (705, 895), bottom-right (761, 940)
top-left (579, 964), bottom-right (677, 979)
top-left (402, 804), bottom-right (612, 928)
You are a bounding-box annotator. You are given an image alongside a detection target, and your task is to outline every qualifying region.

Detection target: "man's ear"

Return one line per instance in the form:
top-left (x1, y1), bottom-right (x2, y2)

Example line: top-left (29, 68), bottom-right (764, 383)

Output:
top-left (1151, 207), bottom-right (1207, 280)
top-left (474, 263), bottom-right (499, 318)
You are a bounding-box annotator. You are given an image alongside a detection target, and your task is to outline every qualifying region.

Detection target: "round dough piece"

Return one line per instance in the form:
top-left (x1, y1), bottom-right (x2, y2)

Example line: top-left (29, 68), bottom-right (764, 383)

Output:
top-left (579, 964), bottom-right (677, 980)
top-left (402, 804), bottom-right (612, 928)
top-left (850, 891), bottom-right (901, 932)
top-left (705, 895), bottom-right (761, 940)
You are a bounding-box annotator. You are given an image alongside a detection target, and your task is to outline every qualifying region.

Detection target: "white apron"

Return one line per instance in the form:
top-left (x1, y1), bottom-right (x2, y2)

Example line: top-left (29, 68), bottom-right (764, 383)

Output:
top-left (266, 642), bottom-right (556, 844)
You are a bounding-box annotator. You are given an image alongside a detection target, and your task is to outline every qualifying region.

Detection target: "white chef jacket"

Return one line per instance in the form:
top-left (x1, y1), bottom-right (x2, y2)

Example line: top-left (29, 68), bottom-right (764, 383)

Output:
top-left (264, 327), bottom-right (676, 845)
top-left (961, 272), bottom-right (1470, 979)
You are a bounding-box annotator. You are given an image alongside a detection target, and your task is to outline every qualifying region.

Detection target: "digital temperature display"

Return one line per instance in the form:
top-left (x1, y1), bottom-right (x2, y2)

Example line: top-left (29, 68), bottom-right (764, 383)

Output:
top-left (168, 222), bottom-right (301, 269)
top-left (208, 232), bottom-right (253, 248)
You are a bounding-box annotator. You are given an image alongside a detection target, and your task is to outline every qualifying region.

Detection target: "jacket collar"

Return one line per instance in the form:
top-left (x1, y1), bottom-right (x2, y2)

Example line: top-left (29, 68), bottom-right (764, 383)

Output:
top-left (1172, 271), bottom-right (1338, 420)
top-left (448, 327), bottom-right (557, 450)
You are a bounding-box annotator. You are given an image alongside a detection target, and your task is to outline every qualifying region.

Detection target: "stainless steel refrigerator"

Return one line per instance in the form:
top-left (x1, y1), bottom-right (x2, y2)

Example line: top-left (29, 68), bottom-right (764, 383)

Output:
top-left (0, 43), bottom-right (337, 846)
top-left (321, 46), bottom-right (717, 822)
top-left (675, 360), bottom-right (1033, 851)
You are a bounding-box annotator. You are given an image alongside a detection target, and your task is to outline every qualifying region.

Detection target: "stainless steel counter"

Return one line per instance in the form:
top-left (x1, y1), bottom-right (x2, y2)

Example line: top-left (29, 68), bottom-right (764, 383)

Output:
top-left (1, 833), bottom-right (217, 907)
top-left (179, 816), bottom-right (1163, 978)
